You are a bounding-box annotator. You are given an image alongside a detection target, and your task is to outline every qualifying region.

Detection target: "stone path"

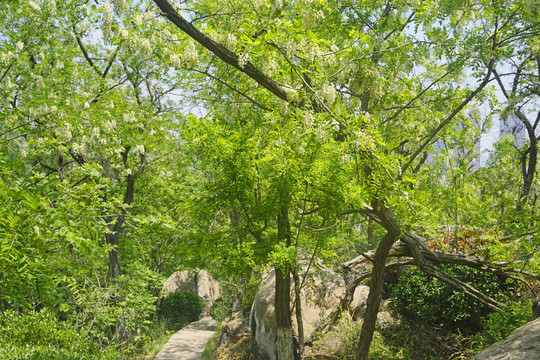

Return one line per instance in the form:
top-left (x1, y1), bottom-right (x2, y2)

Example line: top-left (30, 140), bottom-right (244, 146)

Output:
top-left (154, 316), bottom-right (216, 360)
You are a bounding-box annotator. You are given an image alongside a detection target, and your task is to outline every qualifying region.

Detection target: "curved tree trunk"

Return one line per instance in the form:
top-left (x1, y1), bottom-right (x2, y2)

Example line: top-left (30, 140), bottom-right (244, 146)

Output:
top-left (355, 231), bottom-right (397, 360)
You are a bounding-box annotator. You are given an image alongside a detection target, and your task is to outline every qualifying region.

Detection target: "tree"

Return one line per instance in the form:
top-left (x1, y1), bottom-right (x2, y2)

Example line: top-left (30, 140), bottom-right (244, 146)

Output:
top-left (150, 1), bottom-right (540, 359)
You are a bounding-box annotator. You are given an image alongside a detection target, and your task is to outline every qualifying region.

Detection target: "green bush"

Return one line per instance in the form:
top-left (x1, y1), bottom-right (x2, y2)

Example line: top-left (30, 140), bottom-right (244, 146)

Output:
top-left (210, 297), bottom-right (229, 322)
top-left (73, 265), bottom-right (159, 347)
top-left (0, 308), bottom-right (120, 360)
top-left (159, 291), bottom-right (206, 327)
top-left (391, 264), bottom-right (510, 332)
top-left (475, 300), bottom-right (531, 345)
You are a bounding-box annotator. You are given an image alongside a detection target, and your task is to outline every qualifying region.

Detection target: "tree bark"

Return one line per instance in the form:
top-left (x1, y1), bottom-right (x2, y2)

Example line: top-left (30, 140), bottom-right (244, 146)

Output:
top-left (293, 268), bottom-right (304, 356)
top-left (355, 231), bottom-right (397, 360)
top-left (275, 201), bottom-right (294, 360)
top-left (275, 266), bottom-right (294, 360)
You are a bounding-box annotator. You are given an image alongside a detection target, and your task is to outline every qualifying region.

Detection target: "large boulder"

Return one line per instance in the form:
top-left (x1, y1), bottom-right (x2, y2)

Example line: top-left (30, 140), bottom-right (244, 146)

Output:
top-left (250, 266), bottom-right (346, 360)
top-left (473, 318), bottom-right (540, 360)
top-left (162, 270), bottom-right (222, 315)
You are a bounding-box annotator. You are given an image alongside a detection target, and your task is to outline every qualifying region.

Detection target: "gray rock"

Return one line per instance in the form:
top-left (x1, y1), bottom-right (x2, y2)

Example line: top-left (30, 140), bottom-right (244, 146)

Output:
top-left (162, 270), bottom-right (222, 316)
top-left (473, 318), bottom-right (540, 360)
top-left (350, 285), bottom-right (370, 318)
top-left (250, 266), bottom-right (346, 360)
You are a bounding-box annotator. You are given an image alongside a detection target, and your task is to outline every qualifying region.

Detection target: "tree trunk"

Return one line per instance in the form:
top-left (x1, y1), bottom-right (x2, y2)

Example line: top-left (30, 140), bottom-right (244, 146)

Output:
top-left (275, 202), bottom-right (294, 360)
top-left (105, 149), bottom-right (136, 278)
top-left (106, 232), bottom-right (122, 278)
top-left (275, 266), bottom-right (294, 360)
top-left (293, 268), bottom-right (304, 356)
top-left (355, 231), bottom-right (397, 360)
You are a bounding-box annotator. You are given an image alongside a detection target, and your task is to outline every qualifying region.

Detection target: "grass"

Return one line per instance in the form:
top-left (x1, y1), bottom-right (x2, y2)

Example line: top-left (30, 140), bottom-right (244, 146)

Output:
top-left (202, 322), bottom-right (221, 359)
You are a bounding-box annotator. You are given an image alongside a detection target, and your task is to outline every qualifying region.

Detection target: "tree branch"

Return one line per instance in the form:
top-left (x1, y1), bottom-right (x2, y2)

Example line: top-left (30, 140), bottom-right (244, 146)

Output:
top-left (402, 58), bottom-right (495, 174)
top-left (152, 0), bottom-right (293, 105)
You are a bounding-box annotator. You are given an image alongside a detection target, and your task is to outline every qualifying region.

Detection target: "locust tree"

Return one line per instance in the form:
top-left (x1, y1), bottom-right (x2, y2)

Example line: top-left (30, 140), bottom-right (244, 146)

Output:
top-left (147, 0), bottom-right (540, 358)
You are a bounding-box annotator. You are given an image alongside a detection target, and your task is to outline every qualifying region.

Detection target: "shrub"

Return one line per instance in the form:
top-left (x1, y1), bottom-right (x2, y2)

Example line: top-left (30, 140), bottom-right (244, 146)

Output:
top-left (73, 266), bottom-right (159, 346)
top-left (159, 291), bottom-right (206, 327)
top-left (475, 300), bottom-right (531, 345)
top-left (391, 264), bottom-right (510, 332)
top-left (210, 297), bottom-right (230, 322)
top-left (0, 308), bottom-right (120, 360)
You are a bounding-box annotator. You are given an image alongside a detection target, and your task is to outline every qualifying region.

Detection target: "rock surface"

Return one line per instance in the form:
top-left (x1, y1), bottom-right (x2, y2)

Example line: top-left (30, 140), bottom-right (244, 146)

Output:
top-left (214, 311), bottom-right (252, 359)
top-left (162, 270), bottom-right (222, 315)
top-left (250, 266), bottom-right (347, 360)
top-left (473, 318), bottom-right (540, 360)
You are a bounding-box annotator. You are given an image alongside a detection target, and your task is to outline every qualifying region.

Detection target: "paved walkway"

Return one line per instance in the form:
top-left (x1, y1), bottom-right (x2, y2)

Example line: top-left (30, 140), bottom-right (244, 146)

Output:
top-left (154, 316), bottom-right (217, 360)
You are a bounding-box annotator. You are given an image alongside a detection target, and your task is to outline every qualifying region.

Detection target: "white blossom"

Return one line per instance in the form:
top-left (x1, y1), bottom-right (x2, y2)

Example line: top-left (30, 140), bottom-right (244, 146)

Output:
top-left (62, 130), bottom-right (72, 142)
top-left (303, 111), bottom-right (314, 127)
top-left (318, 83), bottom-right (336, 104)
top-left (103, 120), bottom-right (116, 132)
top-left (133, 144), bottom-right (145, 155)
top-left (134, 14), bottom-right (143, 26)
top-left (315, 127), bottom-right (329, 143)
top-left (143, 11), bottom-right (154, 21)
top-left (72, 143), bottom-right (83, 155)
top-left (170, 53), bottom-right (182, 68)
top-left (15, 41), bottom-right (24, 52)
top-left (92, 127), bottom-right (100, 137)
top-left (183, 41), bottom-right (198, 66)
top-left (29, 1), bottom-right (41, 12)
top-left (141, 38), bottom-right (152, 54)
top-left (124, 112), bottom-right (136, 123)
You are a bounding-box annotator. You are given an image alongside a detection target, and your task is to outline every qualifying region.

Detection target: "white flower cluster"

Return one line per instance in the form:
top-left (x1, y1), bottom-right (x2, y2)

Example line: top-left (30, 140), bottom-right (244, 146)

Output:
top-left (183, 41), bottom-right (198, 67)
top-left (170, 41), bottom-right (198, 68)
top-left (140, 38), bottom-right (152, 55)
top-left (341, 153), bottom-right (353, 165)
top-left (285, 40), bottom-right (297, 58)
top-left (123, 112), bottom-right (137, 123)
top-left (72, 143), bottom-right (84, 155)
top-left (45, 0), bottom-right (56, 12)
top-left (113, 0), bottom-right (127, 9)
top-left (263, 58), bottom-right (278, 75)
top-left (224, 33), bottom-right (237, 51)
top-left (315, 127), bottom-right (329, 143)
top-left (301, 8), bottom-right (325, 29)
top-left (120, 28), bottom-right (129, 39)
top-left (303, 111), bottom-right (314, 127)
top-left (170, 53), bottom-right (181, 68)
top-left (0, 51), bottom-right (15, 65)
top-left (132, 144), bottom-right (145, 155)
top-left (317, 83), bottom-right (336, 104)
top-left (103, 120), bottom-right (116, 133)
top-left (75, 21), bottom-right (91, 33)
top-left (29, 1), bottom-right (41, 12)
top-left (56, 123), bottom-right (73, 142)
top-left (305, 46), bottom-right (322, 63)
top-left (101, 3), bottom-right (114, 37)
top-left (355, 130), bottom-right (375, 150)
